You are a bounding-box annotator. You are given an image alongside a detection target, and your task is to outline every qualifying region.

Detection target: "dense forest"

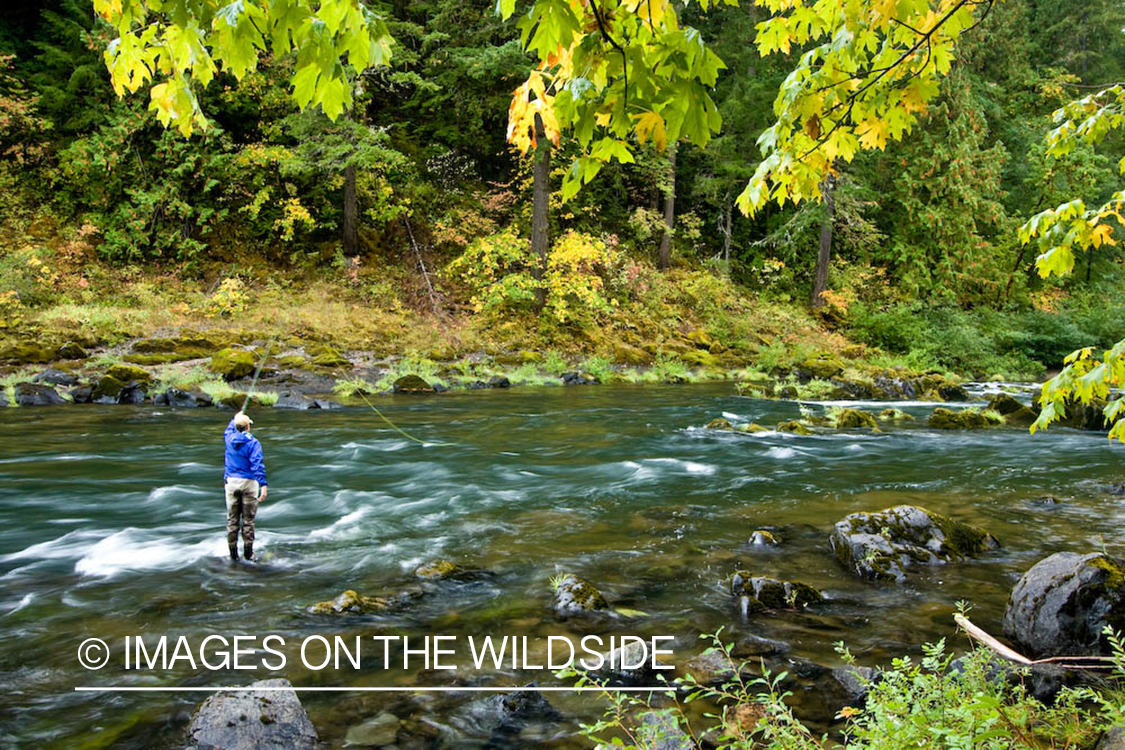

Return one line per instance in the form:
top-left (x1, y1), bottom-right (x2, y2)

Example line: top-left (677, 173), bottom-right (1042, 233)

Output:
top-left (1, 0), bottom-right (1124, 382)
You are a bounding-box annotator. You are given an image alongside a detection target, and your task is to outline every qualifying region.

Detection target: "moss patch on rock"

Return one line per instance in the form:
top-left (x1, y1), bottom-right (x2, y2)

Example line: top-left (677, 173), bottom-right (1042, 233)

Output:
top-left (106, 363), bottom-right (152, 384)
top-left (706, 418), bottom-right (733, 431)
top-left (730, 571), bottom-right (822, 610)
top-left (552, 574), bottom-right (608, 615)
top-left (776, 420), bottom-right (813, 435)
top-left (928, 407), bottom-right (1002, 429)
top-left (91, 375), bottom-right (126, 401)
top-left (414, 560), bottom-right (466, 580)
top-left (307, 589), bottom-right (391, 615)
top-left (209, 348), bottom-right (256, 380)
top-left (831, 408), bottom-right (878, 429)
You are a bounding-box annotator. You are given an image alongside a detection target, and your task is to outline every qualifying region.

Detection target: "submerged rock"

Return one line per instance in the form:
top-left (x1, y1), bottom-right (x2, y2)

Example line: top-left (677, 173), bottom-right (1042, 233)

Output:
top-left (830, 505), bottom-right (999, 582)
top-left (832, 665), bottom-right (880, 703)
top-left (343, 712), bottom-right (399, 747)
top-left (878, 408), bottom-right (914, 422)
top-left (185, 678), bottom-right (318, 750)
top-left (637, 711), bottom-right (694, 750)
top-left (392, 374), bottom-right (433, 394)
top-left (706, 418), bottom-right (733, 431)
top-left (730, 571), bottom-right (822, 611)
top-left (1003, 552), bottom-right (1125, 657)
top-left (14, 382), bottom-right (65, 406)
top-left (735, 422), bottom-right (770, 433)
top-left (551, 573), bottom-right (608, 615)
top-left (307, 589), bottom-right (392, 615)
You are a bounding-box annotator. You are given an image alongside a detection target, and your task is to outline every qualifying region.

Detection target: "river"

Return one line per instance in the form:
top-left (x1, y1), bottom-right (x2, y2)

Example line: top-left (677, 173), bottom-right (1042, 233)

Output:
top-left (1, 383), bottom-right (1121, 747)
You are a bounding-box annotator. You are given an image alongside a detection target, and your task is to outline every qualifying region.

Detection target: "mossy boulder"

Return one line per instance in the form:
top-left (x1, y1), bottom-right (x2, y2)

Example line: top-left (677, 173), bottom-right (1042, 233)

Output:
top-left (686, 329), bottom-right (721, 351)
top-left (612, 342), bottom-right (651, 365)
top-left (310, 349), bottom-right (350, 369)
top-left (392, 374), bottom-right (434, 394)
top-left (1003, 552), bottom-right (1125, 657)
top-left (91, 375), bottom-right (126, 402)
top-left (706, 418), bottom-right (733, 431)
top-left (551, 574), bottom-right (608, 615)
top-left (776, 420), bottom-right (813, 435)
top-left (800, 352), bottom-right (846, 380)
top-left (735, 422), bottom-right (770, 434)
top-left (129, 337), bottom-right (215, 362)
top-left (14, 382), bottom-right (66, 406)
top-left (106, 363), bottom-right (152, 384)
top-left (307, 589), bottom-right (392, 615)
top-left (209, 348), bottom-right (256, 380)
top-left (987, 393), bottom-right (1039, 427)
top-left (0, 339), bottom-right (54, 363)
top-left (928, 407), bottom-right (998, 429)
top-left (414, 559), bottom-right (466, 580)
top-left (730, 571), bottom-right (822, 611)
top-left (878, 408), bottom-right (915, 422)
top-left (833, 408), bottom-right (877, 429)
top-left (681, 349), bottom-right (720, 368)
top-left (830, 505), bottom-right (999, 582)
top-left (55, 341), bottom-right (88, 360)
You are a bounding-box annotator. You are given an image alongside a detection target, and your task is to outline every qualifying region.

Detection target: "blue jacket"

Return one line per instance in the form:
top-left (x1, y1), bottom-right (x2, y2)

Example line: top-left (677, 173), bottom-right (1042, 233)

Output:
top-left (224, 418), bottom-right (267, 486)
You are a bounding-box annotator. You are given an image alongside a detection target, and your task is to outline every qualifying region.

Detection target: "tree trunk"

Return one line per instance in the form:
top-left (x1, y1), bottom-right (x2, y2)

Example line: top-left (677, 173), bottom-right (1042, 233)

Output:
top-left (343, 160), bottom-right (357, 256)
top-left (531, 113), bottom-right (551, 308)
top-left (721, 198), bottom-right (732, 271)
top-left (658, 143), bottom-right (677, 270)
top-left (811, 173), bottom-right (835, 309)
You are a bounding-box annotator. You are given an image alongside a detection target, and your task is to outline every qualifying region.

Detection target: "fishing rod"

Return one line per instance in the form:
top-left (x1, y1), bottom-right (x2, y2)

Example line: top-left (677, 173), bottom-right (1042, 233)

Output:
top-left (319, 342), bottom-right (452, 447)
top-left (240, 338), bottom-right (277, 414)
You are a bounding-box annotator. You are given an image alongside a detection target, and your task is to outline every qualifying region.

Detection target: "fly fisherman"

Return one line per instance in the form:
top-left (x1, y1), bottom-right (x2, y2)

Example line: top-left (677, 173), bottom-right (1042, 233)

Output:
top-left (223, 411), bottom-right (267, 561)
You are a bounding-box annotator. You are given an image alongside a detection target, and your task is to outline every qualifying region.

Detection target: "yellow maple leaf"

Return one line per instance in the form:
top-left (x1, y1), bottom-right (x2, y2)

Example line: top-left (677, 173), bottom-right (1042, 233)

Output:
top-left (634, 110), bottom-right (667, 151)
top-left (1090, 223), bottom-right (1116, 247)
top-left (858, 119), bottom-right (889, 150)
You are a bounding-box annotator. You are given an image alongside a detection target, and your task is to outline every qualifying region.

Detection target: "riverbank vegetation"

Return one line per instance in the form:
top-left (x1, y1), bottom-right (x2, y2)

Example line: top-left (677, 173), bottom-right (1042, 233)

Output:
top-left (569, 626), bottom-right (1125, 748)
top-left (0, 0), bottom-right (1123, 392)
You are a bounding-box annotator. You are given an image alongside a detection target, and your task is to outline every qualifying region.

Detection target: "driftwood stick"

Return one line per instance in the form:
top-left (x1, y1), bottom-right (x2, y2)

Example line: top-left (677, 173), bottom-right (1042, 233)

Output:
top-left (954, 614), bottom-right (1116, 671)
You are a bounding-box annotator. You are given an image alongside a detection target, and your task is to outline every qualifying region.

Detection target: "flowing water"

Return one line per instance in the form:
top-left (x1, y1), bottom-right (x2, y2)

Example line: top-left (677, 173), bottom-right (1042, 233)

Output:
top-left (1, 383), bottom-right (1122, 748)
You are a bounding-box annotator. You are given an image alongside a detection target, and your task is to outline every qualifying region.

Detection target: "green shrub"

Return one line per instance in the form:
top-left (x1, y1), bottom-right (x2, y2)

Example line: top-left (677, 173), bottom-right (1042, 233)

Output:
top-left (579, 355), bottom-right (614, 383)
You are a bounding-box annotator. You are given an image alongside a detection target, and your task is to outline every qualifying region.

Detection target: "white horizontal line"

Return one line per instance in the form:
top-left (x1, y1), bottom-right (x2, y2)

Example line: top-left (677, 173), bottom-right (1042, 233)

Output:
top-left (75, 686), bottom-right (668, 693)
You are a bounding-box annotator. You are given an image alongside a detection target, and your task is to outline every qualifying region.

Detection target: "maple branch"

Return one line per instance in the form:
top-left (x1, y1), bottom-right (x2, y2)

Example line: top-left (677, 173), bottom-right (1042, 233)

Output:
top-left (589, 0), bottom-right (629, 117)
top-left (823, 0), bottom-right (988, 118)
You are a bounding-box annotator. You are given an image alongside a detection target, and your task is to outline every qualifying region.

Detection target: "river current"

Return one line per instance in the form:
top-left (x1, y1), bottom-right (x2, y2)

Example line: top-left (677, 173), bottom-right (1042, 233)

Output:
top-left (1, 383), bottom-right (1122, 747)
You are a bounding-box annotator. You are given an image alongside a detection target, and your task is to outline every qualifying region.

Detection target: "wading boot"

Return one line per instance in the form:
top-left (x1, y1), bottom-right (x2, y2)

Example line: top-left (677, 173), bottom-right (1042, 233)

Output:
top-left (229, 544), bottom-right (239, 561)
top-left (243, 543), bottom-right (253, 561)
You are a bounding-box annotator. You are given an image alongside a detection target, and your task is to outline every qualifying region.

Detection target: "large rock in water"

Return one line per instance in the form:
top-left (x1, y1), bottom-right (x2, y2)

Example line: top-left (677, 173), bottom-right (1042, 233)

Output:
top-left (185, 678), bottom-right (318, 750)
top-left (830, 505), bottom-right (999, 582)
top-left (551, 574), bottom-right (608, 615)
top-left (1003, 552), bottom-right (1125, 657)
